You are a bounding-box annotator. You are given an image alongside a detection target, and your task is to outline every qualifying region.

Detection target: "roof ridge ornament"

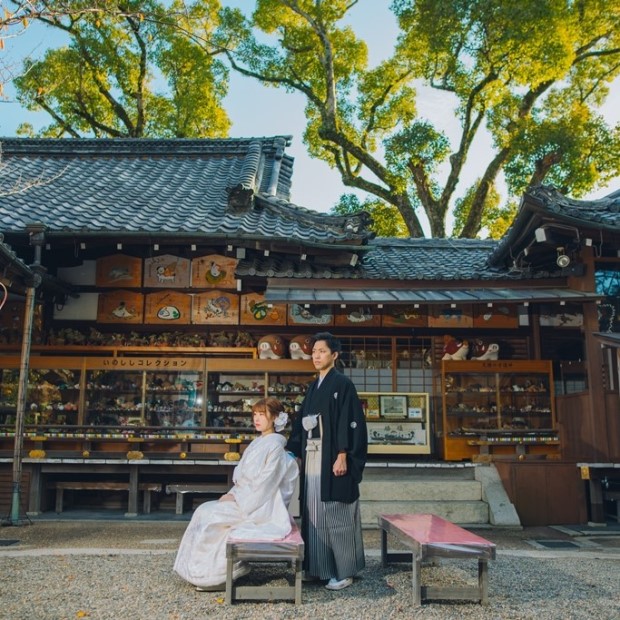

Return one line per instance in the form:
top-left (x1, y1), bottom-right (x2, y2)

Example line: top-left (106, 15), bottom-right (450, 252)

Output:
top-left (226, 184), bottom-right (254, 212)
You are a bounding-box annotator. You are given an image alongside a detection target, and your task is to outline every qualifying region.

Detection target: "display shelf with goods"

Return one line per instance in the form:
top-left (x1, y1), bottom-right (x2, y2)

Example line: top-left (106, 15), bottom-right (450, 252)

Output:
top-left (205, 359), bottom-right (315, 428)
top-left (0, 424), bottom-right (255, 461)
top-left (207, 372), bottom-right (265, 429)
top-left (85, 369), bottom-right (146, 426)
top-left (0, 359), bottom-right (84, 427)
top-left (441, 360), bottom-right (559, 461)
top-left (267, 373), bottom-right (314, 417)
top-left (144, 370), bottom-right (205, 427)
top-left (82, 357), bottom-right (207, 427)
top-left (360, 391), bottom-right (431, 454)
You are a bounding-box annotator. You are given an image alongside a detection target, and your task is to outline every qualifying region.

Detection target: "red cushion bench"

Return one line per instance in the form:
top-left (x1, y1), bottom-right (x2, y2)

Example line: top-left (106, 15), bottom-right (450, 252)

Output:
top-left (378, 513), bottom-right (496, 605)
top-left (225, 520), bottom-right (304, 605)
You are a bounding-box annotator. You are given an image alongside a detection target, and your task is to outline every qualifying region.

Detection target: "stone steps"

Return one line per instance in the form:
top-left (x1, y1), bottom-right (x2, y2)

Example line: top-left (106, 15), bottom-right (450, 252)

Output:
top-left (359, 463), bottom-right (520, 528)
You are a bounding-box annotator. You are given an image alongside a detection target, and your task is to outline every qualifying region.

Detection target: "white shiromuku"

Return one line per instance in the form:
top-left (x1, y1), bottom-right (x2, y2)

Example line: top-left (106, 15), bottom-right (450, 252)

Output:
top-left (173, 432), bottom-right (298, 588)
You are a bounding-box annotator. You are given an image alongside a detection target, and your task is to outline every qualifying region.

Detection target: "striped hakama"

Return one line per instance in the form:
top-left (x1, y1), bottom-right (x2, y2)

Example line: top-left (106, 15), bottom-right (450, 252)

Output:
top-left (304, 437), bottom-right (365, 580)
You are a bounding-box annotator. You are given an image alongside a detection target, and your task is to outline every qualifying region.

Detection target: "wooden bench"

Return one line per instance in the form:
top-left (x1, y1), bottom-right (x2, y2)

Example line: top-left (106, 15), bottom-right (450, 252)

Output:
top-left (52, 481), bottom-right (162, 514)
top-left (378, 513), bottom-right (496, 605)
top-left (165, 483), bottom-right (230, 514)
top-left (225, 520), bottom-right (304, 605)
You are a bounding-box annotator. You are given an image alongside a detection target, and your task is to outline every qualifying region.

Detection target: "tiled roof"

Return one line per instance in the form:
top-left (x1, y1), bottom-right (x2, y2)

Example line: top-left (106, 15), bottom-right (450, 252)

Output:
top-left (489, 185), bottom-right (620, 266)
top-left (361, 238), bottom-right (506, 280)
top-left (0, 235), bottom-right (35, 285)
top-left (526, 185), bottom-right (620, 229)
top-left (237, 238), bottom-right (514, 280)
top-left (0, 137), bottom-right (372, 247)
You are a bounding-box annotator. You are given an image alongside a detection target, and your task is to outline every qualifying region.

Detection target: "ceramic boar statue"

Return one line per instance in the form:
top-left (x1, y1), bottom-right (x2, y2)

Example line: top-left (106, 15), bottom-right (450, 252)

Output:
top-left (258, 334), bottom-right (287, 359)
top-left (289, 334), bottom-right (313, 360)
top-left (442, 335), bottom-right (470, 360)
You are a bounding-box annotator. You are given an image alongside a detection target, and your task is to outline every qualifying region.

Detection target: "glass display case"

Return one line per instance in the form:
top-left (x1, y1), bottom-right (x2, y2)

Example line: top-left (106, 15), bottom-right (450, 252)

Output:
top-left (82, 357), bottom-right (207, 427)
top-left (360, 391), bottom-right (431, 454)
top-left (206, 365), bottom-right (314, 428)
top-left (0, 363), bottom-right (83, 426)
top-left (441, 360), bottom-right (559, 461)
top-left (267, 373), bottom-right (311, 416)
top-left (85, 369), bottom-right (145, 426)
top-left (207, 372), bottom-right (265, 428)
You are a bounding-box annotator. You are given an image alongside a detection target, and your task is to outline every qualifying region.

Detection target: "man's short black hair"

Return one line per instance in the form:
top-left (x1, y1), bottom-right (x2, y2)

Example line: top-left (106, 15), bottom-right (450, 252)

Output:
top-left (313, 331), bottom-right (342, 354)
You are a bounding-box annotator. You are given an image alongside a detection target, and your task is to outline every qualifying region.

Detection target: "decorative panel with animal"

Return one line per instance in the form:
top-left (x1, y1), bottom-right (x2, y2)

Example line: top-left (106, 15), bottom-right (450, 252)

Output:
top-left (428, 304), bottom-right (473, 328)
top-left (382, 306), bottom-right (428, 327)
top-left (472, 304), bottom-right (518, 328)
top-left (240, 293), bottom-right (287, 326)
top-left (192, 290), bottom-right (240, 325)
top-left (144, 291), bottom-right (191, 324)
top-left (539, 304), bottom-right (584, 327)
top-left (96, 254), bottom-right (143, 288)
top-left (144, 255), bottom-right (190, 288)
top-left (191, 254), bottom-right (238, 289)
top-left (287, 304), bottom-right (334, 326)
top-left (97, 290), bottom-right (144, 323)
top-left (334, 305), bottom-right (381, 327)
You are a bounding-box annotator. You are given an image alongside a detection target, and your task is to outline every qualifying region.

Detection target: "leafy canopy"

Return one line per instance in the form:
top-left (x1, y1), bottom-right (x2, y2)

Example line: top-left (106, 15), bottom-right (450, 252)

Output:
top-left (220, 0), bottom-right (620, 238)
top-left (11, 0), bottom-right (230, 138)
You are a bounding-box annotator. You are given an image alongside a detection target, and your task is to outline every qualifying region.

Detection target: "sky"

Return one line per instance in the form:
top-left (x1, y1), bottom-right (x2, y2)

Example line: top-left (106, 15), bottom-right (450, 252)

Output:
top-left (1, 1), bottom-right (619, 230)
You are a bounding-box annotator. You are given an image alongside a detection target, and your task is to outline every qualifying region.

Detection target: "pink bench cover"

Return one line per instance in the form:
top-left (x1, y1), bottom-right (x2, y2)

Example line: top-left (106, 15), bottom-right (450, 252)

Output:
top-left (380, 513), bottom-right (496, 559)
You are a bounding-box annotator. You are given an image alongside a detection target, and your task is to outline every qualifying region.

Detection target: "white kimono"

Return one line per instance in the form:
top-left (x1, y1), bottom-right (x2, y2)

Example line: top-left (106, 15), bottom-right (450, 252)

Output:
top-left (173, 433), bottom-right (299, 588)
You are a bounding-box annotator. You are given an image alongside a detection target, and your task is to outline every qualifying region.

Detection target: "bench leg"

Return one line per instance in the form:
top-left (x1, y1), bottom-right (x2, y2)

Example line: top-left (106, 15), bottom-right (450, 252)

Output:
top-left (143, 491), bottom-right (151, 515)
top-left (478, 559), bottom-right (489, 605)
top-left (412, 552), bottom-right (422, 606)
top-left (176, 493), bottom-right (184, 515)
top-left (294, 557), bottom-right (303, 605)
top-left (225, 557), bottom-right (235, 604)
top-left (55, 488), bottom-right (64, 513)
top-left (126, 467), bottom-right (139, 517)
top-left (381, 528), bottom-right (388, 568)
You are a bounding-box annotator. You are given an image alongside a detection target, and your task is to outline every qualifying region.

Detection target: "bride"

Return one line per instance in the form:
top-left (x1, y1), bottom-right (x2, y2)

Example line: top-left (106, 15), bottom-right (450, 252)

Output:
top-left (173, 397), bottom-right (298, 590)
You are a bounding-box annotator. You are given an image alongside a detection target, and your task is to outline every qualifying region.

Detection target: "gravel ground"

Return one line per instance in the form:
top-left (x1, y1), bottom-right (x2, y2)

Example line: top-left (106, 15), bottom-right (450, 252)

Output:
top-left (1, 521), bottom-right (619, 620)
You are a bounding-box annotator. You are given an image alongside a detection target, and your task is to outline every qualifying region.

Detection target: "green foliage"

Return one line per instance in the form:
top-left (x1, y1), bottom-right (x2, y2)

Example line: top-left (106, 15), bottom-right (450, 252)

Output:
top-left (452, 184), bottom-right (516, 239)
top-left (331, 194), bottom-right (408, 237)
top-left (12, 0), bottom-right (230, 138)
top-left (222, 0), bottom-right (620, 238)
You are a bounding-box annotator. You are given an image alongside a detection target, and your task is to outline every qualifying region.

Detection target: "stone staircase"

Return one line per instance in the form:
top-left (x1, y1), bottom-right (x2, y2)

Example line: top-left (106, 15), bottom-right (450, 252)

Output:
top-left (359, 462), bottom-right (520, 528)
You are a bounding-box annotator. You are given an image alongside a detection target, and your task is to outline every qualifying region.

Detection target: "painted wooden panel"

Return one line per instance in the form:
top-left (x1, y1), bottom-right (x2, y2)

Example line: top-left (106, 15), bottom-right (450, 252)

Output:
top-left (96, 254), bottom-right (142, 287)
top-left (539, 304), bottom-right (584, 327)
top-left (240, 293), bottom-right (287, 326)
top-left (144, 255), bottom-right (191, 288)
top-left (144, 290), bottom-right (192, 324)
top-left (191, 254), bottom-right (238, 289)
top-left (428, 304), bottom-right (473, 328)
top-left (192, 290), bottom-right (240, 325)
top-left (472, 304), bottom-right (519, 328)
top-left (97, 290), bottom-right (144, 323)
top-left (334, 305), bottom-right (381, 327)
top-left (382, 306), bottom-right (428, 327)
top-left (287, 304), bottom-right (334, 326)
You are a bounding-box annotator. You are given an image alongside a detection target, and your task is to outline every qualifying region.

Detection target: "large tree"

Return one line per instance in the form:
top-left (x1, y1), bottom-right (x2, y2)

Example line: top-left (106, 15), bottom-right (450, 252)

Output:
top-left (7, 0), bottom-right (230, 138)
top-left (219, 0), bottom-right (620, 238)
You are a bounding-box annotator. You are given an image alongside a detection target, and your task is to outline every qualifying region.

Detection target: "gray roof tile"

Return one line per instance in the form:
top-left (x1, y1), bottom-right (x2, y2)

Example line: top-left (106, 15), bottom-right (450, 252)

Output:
top-left (0, 137), bottom-right (372, 248)
top-left (489, 185), bottom-right (620, 265)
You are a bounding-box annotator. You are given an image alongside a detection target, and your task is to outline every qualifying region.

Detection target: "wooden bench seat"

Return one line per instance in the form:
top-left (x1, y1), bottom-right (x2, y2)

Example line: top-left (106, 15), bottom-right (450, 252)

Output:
top-left (51, 481), bottom-right (162, 514)
top-left (225, 521), bottom-right (304, 605)
top-left (165, 483), bottom-right (230, 515)
top-left (378, 513), bottom-right (496, 605)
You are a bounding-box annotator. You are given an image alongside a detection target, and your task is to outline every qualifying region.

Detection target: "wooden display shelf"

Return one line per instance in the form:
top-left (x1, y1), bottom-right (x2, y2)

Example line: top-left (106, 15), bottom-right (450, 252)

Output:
top-left (0, 345), bottom-right (257, 358)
